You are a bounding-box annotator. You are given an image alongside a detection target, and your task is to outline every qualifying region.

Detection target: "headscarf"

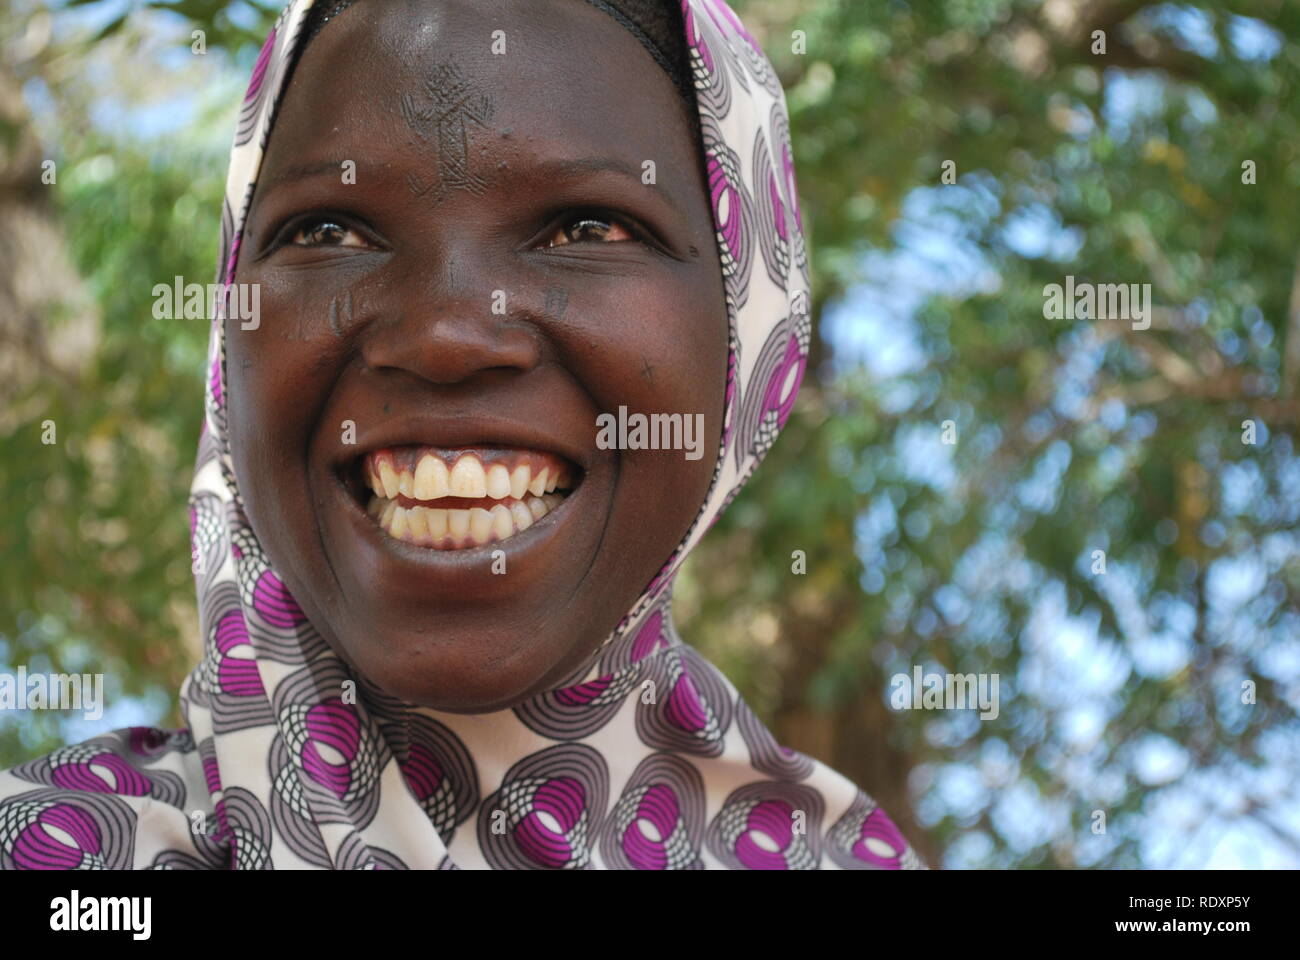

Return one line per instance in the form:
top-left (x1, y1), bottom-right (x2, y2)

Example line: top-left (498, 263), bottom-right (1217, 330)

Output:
top-left (0, 0), bottom-right (924, 870)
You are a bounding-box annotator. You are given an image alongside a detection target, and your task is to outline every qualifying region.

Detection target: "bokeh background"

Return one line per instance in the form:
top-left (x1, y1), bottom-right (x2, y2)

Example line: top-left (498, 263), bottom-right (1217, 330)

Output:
top-left (2, 0), bottom-right (1298, 868)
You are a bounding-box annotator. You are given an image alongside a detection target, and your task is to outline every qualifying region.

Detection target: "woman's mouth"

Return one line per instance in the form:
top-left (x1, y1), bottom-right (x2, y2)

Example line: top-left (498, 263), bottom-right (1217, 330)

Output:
top-left (357, 446), bottom-right (580, 550)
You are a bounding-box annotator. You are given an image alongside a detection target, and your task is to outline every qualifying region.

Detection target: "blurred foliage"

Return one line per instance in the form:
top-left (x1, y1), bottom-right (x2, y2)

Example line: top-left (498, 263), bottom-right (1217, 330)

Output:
top-left (2, 0), bottom-right (1298, 868)
top-left (688, 0), bottom-right (1300, 868)
top-left (2, 0), bottom-right (231, 757)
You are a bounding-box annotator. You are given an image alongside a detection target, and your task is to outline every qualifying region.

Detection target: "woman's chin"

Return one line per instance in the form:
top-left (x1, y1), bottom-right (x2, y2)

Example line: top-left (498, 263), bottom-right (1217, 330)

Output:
top-left (333, 626), bottom-right (590, 715)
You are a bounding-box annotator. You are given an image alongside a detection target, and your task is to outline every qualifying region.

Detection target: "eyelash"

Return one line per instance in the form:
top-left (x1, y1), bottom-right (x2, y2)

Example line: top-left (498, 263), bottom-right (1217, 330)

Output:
top-left (539, 209), bottom-right (644, 247)
top-left (280, 215), bottom-right (373, 250)
top-left (274, 210), bottom-right (650, 251)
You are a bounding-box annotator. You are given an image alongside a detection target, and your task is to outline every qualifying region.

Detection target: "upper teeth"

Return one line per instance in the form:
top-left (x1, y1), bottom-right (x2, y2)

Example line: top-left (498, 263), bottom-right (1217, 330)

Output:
top-left (365, 450), bottom-right (572, 503)
top-left (360, 447), bottom-right (577, 551)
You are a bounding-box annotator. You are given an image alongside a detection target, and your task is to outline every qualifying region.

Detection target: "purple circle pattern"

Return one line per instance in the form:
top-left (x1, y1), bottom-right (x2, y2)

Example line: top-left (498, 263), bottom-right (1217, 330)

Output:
top-left (635, 645), bottom-right (734, 757)
top-left (478, 745), bottom-right (609, 870)
top-left (702, 112), bottom-right (755, 313)
top-left (0, 789), bottom-right (135, 870)
top-left (513, 666), bottom-right (644, 743)
top-left (827, 790), bottom-right (915, 870)
top-left (9, 734), bottom-right (188, 811)
top-left (600, 753), bottom-right (706, 870)
top-left (706, 781), bottom-right (825, 870)
top-left (267, 660), bottom-right (389, 866)
top-left (683, 0), bottom-right (737, 117)
top-left (190, 582), bottom-right (276, 732)
top-left (700, 0), bottom-right (782, 97)
top-left (396, 714), bottom-right (478, 844)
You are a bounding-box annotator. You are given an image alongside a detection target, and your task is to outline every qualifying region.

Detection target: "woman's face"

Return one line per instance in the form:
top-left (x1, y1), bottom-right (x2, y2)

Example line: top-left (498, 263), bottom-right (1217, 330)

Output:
top-left (226, 0), bottom-right (726, 712)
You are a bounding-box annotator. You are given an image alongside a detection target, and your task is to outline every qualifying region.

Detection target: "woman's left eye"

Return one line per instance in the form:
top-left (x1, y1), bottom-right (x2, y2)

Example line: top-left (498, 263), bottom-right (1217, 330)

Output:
top-left (289, 218), bottom-right (369, 247)
top-left (541, 215), bottom-right (636, 247)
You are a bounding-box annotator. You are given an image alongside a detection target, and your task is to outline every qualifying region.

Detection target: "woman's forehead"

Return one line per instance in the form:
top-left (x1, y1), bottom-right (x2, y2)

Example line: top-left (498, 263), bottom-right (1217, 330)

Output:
top-left (288, 0), bottom-right (689, 120)
top-left (262, 0), bottom-right (704, 206)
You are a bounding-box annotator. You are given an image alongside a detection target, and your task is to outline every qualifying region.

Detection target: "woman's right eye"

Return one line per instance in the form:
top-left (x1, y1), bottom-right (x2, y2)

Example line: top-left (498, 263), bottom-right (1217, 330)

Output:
top-left (289, 218), bottom-right (369, 248)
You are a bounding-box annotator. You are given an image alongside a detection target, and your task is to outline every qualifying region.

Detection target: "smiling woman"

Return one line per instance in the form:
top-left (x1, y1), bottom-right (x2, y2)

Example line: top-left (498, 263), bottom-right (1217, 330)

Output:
top-left (0, 0), bottom-right (924, 871)
top-left (229, 0), bottom-right (728, 714)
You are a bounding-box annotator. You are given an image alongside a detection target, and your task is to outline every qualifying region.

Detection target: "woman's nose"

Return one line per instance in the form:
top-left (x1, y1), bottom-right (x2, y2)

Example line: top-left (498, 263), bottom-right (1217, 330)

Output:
top-left (360, 252), bottom-right (543, 386)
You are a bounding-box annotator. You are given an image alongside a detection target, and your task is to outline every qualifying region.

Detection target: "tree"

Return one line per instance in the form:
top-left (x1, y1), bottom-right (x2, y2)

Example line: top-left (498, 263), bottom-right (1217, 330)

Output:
top-left (684, 0), bottom-right (1300, 867)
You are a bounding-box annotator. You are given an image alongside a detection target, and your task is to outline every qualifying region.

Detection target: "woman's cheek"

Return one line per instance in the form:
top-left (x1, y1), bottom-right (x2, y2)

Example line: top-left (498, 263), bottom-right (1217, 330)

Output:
top-left (581, 276), bottom-right (725, 515)
top-left (223, 300), bottom-right (320, 496)
top-left (585, 276), bottom-right (720, 398)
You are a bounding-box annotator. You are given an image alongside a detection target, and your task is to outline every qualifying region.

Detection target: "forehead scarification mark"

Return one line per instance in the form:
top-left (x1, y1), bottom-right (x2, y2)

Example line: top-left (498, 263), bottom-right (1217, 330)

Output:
top-left (399, 61), bottom-right (497, 202)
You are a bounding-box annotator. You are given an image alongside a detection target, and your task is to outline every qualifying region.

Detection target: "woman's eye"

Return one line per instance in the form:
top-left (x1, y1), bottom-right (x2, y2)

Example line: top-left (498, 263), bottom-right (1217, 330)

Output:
top-left (289, 219), bottom-right (368, 247)
top-left (542, 216), bottom-right (636, 247)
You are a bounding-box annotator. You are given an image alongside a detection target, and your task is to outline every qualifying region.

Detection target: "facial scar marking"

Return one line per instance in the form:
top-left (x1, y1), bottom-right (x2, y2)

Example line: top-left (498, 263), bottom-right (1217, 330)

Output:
top-left (405, 171), bottom-right (433, 198)
top-left (544, 286), bottom-right (569, 319)
top-left (400, 61), bottom-right (496, 201)
top-left (329, 289), bottom-right (352, 339)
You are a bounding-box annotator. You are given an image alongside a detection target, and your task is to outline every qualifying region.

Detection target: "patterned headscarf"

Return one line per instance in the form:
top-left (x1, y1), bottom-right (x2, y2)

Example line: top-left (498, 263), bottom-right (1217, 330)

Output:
top-left (0, 0), bottom-right (923, 870)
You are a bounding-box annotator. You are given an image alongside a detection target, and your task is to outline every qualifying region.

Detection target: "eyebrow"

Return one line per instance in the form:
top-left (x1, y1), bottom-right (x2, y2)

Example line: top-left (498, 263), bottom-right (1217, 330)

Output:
top-left (260, 159), bottom-right (354, 190)
top-left (517, 156), bottom-right (689, 219)
top-left (528, 156), bottom-right (644, 181)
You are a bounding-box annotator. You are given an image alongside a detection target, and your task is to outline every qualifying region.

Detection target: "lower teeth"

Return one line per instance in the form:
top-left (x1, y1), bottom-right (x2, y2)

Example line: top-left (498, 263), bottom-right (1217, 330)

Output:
top-left (367, 493), bottom-right (567, 549)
